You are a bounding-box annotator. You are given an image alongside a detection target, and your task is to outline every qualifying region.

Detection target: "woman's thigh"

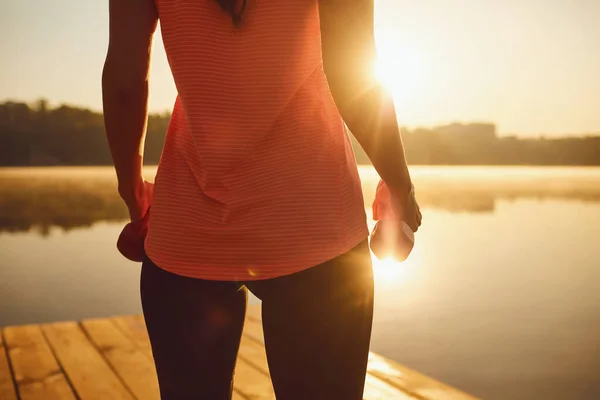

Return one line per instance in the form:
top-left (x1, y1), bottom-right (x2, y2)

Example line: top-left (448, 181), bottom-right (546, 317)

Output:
top-left (247, 239), bottom-right (374, 400)
top-left (141, 258), bottom-right (247, 400)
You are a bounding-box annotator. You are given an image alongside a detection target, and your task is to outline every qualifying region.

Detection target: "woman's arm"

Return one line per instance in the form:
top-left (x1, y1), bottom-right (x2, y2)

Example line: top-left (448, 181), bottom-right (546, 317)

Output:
top-left (102, 0), bottom-right (158, 220)
top-left (318, 0), bottom-right (412, 201)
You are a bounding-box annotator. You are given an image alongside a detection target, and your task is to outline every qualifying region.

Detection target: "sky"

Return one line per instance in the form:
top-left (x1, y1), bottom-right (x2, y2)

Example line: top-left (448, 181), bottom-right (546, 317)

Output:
top-left (1, 0), bottom-right (599, 137)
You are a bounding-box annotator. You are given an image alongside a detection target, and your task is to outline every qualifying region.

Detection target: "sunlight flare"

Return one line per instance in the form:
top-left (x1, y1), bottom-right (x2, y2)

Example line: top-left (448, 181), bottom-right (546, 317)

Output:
top-left (374, 50), bottom-right (423, 103)
top-left (374, 21), bottom-right (425, 110)
top-left (371, 242), bottom-right (423, 286)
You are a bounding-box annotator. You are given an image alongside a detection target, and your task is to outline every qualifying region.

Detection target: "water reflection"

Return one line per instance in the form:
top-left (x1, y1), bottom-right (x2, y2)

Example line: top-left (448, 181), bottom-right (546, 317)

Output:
top-left (0, 168), bottom-right (127, 235)
top-left (1, 166), bottom-right (600, 235)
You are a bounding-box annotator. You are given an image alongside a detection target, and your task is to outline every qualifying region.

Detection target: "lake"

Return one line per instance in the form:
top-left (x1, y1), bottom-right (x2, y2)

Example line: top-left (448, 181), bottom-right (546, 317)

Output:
top-left (1, 166), bottom-right (599, 400)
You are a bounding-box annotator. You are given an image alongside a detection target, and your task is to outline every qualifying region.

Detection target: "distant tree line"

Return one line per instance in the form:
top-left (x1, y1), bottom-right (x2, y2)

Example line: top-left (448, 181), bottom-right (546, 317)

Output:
top-left (0, 100), bottom-right (169, 166)
top-left (1, 100), bottom-right (599, 166)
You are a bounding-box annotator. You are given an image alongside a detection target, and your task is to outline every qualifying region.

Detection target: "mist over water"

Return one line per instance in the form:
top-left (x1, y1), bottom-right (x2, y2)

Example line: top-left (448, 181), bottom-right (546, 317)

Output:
top-left (2, 165), bottom-right (599, 234)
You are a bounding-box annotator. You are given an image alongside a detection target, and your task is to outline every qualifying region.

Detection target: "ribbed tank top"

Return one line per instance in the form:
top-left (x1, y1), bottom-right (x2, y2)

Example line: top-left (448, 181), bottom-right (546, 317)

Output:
top-left (145, 0), bottom-right (368, 281)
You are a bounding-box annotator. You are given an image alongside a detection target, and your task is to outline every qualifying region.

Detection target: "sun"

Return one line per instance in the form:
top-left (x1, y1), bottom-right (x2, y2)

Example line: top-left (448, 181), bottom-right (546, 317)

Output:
top-left (374, 35), bottom-right (424, 105)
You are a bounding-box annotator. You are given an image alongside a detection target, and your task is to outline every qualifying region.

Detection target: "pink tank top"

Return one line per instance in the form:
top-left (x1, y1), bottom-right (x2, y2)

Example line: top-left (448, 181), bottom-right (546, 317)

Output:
top-left (145, 0), bottom-right (368, 280)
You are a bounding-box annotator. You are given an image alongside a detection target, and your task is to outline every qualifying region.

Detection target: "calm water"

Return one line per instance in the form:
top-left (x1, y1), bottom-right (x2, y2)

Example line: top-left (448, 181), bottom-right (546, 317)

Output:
top-left (1, 166), bottom-right (600, 400)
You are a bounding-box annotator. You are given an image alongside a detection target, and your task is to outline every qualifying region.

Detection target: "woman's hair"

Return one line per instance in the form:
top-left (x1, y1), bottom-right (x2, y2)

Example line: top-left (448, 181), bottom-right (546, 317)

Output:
top-left (216, 0), bottom-right (247, 26)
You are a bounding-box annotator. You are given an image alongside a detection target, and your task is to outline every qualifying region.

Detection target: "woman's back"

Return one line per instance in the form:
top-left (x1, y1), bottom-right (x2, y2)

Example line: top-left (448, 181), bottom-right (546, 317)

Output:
top-left (145, 0), bottom-right (368, 280)
top-left (157, 0), bottom-right (337, 178)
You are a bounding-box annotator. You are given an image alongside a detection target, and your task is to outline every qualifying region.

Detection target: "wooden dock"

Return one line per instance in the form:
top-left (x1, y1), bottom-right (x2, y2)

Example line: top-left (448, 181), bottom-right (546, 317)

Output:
top-left (0, 306), bottom-right (478, 400)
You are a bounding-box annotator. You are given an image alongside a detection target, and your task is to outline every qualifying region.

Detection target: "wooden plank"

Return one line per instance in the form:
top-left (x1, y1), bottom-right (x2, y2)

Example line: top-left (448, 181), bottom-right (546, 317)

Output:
top-left (42, 321), bottom-right (134, 400)
top-left (232, 391), bottom-right (246, 400)
top-left (238, 334), bottom-right (270, 374)
top-left (112, 315), bottom-right (151, 347)
top-left (242, 312), bottom-right (265, 345)
top-left (81, 318), bottom-right (160, 400)
top-left (17, 374), bottom-right (76, 400)
top-left (233, 358), bottom-right (275, 400)
top-left (0, 331), bottom-right (18, 400)
top-left (3, 325), bottom-right (75, 400)
top-left (246, 305), bottom-right (262, 323)
top-left (367, 353), bottom-right (479, 400)
top-left (364, 374), bottom-right (417, 400)
top-left (111, 315), bottom-right (153, 357)
top-left (111, 316), bottom-right (154, 361)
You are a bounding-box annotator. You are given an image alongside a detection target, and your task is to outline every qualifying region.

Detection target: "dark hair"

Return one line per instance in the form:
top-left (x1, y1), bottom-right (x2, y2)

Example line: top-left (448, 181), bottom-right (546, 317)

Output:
top-left (216, 0), bottom-right (247, 26)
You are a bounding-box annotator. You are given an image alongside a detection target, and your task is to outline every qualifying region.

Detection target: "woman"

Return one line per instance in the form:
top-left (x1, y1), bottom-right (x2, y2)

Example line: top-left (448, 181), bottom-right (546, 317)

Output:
top-left (102, 0), bottom-right (421, 398)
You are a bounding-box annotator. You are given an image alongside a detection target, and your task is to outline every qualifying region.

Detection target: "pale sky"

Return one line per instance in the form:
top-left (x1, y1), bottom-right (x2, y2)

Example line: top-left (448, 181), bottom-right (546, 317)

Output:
top-left (2, 0), bottom-right (599, 137)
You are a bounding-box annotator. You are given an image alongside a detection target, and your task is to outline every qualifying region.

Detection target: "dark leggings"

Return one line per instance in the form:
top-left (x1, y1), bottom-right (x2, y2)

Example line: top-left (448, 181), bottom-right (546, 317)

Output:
top-left (141, 239), bottom-right (374, 400)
